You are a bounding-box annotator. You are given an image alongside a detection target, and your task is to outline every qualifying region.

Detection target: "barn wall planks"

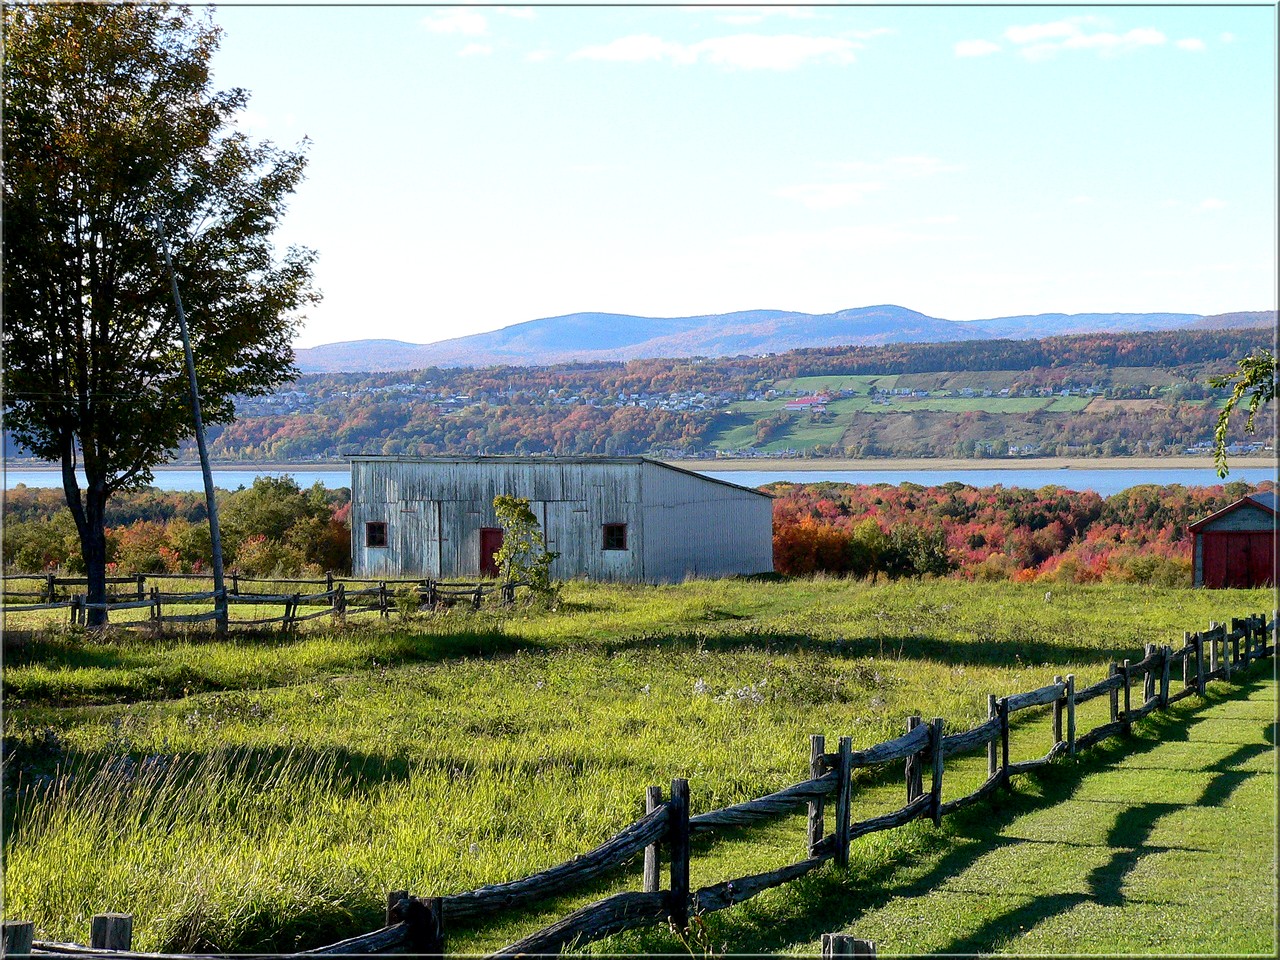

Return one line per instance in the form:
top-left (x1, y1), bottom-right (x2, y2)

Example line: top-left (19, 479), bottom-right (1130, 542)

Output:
top-left (351, 457), bottom-right (773, 583)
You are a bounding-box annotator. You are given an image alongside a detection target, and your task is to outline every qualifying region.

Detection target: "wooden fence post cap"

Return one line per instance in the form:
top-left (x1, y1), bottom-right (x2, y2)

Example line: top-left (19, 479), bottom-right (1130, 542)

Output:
top-left (2, 921), bottom-right (35, 959)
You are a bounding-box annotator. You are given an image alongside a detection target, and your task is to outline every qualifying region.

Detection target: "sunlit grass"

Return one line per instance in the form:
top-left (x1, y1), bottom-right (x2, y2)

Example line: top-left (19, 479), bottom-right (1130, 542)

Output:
top-left (2, 579), bottom-right (1272, 953)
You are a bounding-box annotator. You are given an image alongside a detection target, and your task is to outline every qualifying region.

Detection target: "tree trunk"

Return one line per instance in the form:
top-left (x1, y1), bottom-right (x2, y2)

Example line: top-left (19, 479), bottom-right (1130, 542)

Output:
top-left (82, 485), bottom-right (109, 627)
top-left (61, 443), bottom-right (111, 628)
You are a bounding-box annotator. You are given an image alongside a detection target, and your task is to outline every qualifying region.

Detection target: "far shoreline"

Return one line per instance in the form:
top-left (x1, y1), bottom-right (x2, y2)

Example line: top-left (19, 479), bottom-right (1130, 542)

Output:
top-left (4, 454), bottom-right (1276, 475)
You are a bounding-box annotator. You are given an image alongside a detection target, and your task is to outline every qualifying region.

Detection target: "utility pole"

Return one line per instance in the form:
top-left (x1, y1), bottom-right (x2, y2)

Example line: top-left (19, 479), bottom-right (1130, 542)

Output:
top-left (157, 225), bottom-right (228, 636)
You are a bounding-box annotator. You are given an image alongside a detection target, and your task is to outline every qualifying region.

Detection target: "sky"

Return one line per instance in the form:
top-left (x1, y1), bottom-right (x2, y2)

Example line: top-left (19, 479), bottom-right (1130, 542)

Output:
top-left (207, 2), bottom-right (1279, 348)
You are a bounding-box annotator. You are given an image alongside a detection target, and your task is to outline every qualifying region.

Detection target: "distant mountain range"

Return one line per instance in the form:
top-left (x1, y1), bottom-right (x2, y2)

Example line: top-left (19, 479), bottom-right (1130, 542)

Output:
top-left (295, 306), bottom-right (1275, 373)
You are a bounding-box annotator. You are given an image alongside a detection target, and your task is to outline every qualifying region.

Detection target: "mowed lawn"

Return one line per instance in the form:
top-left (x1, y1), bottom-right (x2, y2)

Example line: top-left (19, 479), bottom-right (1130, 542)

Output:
top-left (1, 579), bottom-right (1274, 955)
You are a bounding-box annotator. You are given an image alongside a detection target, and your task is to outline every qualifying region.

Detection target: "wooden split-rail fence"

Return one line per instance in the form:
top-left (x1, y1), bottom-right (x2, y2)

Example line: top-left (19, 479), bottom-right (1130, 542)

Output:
top-left (0, 573), bottom-right (531, 632)
top-left (1, 611), bottom-right (1273, 959)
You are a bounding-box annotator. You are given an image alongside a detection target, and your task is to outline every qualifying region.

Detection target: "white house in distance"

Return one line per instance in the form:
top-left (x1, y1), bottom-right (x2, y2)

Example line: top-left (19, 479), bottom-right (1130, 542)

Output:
top-left (349, 456), bottom-right (774, 583)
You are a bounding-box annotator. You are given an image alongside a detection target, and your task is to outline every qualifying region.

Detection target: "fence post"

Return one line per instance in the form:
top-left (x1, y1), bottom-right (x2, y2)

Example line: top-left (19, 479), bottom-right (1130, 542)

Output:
top-left (998, 698), bottom-right (1010, 792)
top-left (387, 890), bottom-right (408, 927)
top-left (904, 715), bottom-right (923, 805)
top-left (834, 736), bottom-right (853, 867)
top-left (929, 717), bottom-right (944, 827)
top-left (1230, 617), bottom-right (1242, 676)
top-left (1142, 645), bottom-right (1155, 703)
top-left (986, 694), bottom-right (998, 781)
top-left (1108, 663), bottom-right (1119, 724)
top-left (808, 734), bottom-right (826, 857)
top-left (379, 582), bottom-right (388, 618)
top-left (45, 572), bottom-right (56, 604)
top-left (1195, 633), bottom-right (1206, 696)
top-left (136, 573), bottom-right (145, 602)
top-left (231, 573), bottom-right (239, 596)
top-left (473, 585), bottom-right (482, 610)
top-left (334, 583), bottom-right (346, 620)
top-left (1065, 674), bottom-right (1076, 756)
top-left (644, 785), bottom-right (663, 893)
top-left (90, 914), bottom-right (133, 951)
top-left (668, 777), bottom-right (691, 931)
top-left (1052, 675), bottom-right (1064, 748)
top-left (327, 571), bottom-right (334, 605)
top-left (822, 933), bottom-right (876, 957)
top-left (1182, 631), bottom-right (1193, 689)
top-left (2, 921), bottom-right (34, 958)
top-left (1159, 647), bottom-right (1171, 707)
top-left (1208, 621), bottom-right (1219, 676)
top-left (1120, 660), bottom-right (1132, 735)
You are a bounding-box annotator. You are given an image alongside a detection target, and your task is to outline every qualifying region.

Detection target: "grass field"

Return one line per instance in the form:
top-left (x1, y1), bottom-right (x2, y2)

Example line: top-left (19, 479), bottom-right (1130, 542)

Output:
top-left (2, 579), bottom-right (1274, 955)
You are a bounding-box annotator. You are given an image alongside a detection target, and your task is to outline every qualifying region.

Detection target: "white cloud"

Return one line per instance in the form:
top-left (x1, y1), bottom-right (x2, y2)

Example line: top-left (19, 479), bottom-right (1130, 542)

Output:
top-left (776, 181), bottom-right (884, 209)
top-left (422, 10), bottom-right (488, 37)
top-left (1176, 38), bottom-right (1206, 52)
top-left (693, 34), bottom-right (858, 70)
top-left (572, 32), bottom-right (859, 70)
top-left (955, 39), bottom-right (1001, 58)
top-left (498, 6), bottom-right (536, 20)
top-left (525, 49), bottom-right (554, 63)
top-left (1004, 18), bottom-right (1092, 45)
top-left (1062, 28), bottom-right (1166, 52)
top-left (1002, 17), bottom-right (1168, 59)
top-left (1069, 195), bottom-right (1095, 205)
top-left (1220, 32), bottom-right (1236, 44)
top-left (458, 44), bottom-right (493, 58)
top-left (1199, 198), bottom-right (1228, 211)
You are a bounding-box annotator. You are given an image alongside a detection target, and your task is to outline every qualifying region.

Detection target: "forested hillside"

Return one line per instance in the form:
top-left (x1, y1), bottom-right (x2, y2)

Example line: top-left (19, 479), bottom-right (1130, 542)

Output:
top-left (4, 328), bottom-right (1273, 463)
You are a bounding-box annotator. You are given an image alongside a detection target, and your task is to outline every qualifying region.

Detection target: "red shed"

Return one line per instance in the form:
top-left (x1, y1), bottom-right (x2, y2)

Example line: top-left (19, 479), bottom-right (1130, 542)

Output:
top-left (1190, 491), bottom-right (1277, 588)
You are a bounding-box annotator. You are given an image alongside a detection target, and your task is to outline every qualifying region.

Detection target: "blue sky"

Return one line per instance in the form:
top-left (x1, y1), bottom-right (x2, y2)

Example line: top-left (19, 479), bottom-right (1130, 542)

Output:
top-left (209, 3), bottom-right (1277, 348)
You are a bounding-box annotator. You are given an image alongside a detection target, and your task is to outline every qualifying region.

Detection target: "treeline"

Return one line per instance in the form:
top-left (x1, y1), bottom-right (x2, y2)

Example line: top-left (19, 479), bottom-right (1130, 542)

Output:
top-left (3, 479), bottom-right (350, 577)
top-left (771, 479), bottom-right (1270, 584)
top-left (5, 477), bottom-right (1269, 587)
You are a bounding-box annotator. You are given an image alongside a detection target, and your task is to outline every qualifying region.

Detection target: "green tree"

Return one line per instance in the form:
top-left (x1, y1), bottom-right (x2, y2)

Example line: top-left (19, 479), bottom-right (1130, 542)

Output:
top-left (1210, 349), bottom-right (1276, 477)
top-left (2, 4), bottom-right (317, 623)
top-left (491, 495), bottom-right (560, 601)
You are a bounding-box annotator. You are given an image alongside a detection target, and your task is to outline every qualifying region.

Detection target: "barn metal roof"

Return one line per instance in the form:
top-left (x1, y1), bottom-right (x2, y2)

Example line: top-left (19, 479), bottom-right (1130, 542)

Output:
top-left (1188, 489), bottom-right (1278, 532)
top-left (347, 455), bottom-right (774, 499)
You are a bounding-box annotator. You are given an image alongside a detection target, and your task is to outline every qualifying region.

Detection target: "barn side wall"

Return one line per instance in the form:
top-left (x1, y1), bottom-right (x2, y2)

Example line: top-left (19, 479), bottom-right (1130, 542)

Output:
top-left (351, 460), bottom-right (644, 580)
top-left (639, 462), bottom-right (774, 583)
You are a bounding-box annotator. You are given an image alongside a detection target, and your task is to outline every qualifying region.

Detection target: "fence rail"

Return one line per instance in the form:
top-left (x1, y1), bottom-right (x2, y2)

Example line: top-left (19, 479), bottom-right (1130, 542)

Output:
top-left (3, 611), bottom-right (1272, 959)
top-left (1, 573), bottom-right (535, 633)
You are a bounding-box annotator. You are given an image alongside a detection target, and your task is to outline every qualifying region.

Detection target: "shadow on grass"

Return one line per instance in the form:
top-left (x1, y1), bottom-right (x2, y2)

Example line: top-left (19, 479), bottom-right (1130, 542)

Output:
top-left (2, 627), bottom-right (552, 707)
top-left (619, 672), bottom-right (1273, 957)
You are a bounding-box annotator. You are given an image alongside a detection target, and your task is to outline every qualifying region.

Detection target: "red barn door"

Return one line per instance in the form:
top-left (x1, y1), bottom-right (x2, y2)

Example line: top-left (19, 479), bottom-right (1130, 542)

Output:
top-left (1247, 531), bottom-right (1276, 587)
top-left (1203, 530), bottom-right (1277, 588)
top-left (480, 527), bottom-right (503, 578)
top-left (1202, 532), bottom-right (1229, 588)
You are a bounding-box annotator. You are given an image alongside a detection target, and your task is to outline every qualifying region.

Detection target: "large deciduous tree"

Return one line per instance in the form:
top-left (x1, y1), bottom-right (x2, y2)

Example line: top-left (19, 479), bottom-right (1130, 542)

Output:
top-left (3, 3), bottom-right (317, 623)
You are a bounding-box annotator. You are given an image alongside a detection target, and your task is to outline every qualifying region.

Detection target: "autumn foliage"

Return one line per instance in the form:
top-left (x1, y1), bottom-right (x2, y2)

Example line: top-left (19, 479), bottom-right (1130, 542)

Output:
top-left (769, 479), bottom-right (1272, 584)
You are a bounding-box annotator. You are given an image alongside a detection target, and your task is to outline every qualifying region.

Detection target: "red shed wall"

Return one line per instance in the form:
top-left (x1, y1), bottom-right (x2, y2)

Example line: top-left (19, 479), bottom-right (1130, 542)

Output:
top-left (1201, 530), bottom-right (1276, 588)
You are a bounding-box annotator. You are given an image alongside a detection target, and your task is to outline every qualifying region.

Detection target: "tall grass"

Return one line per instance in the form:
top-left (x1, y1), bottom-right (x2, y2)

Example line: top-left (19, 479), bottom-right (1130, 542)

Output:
top-left (2, 578), bottom-right (1272, 952)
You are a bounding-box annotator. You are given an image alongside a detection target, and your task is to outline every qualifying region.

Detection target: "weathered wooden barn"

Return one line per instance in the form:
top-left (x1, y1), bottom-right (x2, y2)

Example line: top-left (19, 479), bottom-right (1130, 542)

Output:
top-left (349, 456), bottom-right (774, 583)
top-left (1190, 490), bottom-right (1277, 588)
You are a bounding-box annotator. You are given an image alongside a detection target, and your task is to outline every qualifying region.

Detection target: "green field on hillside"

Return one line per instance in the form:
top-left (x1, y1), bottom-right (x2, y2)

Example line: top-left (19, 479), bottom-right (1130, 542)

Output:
top-left (2, 579), bottom-right (1273, 955)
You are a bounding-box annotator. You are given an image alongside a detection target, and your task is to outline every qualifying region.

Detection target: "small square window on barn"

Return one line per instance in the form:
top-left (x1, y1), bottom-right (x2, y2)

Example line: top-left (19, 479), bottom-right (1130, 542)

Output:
top-left (365, 521), bottom-right (388, 548)
top-left (602, 523), bottom-right (627, 551)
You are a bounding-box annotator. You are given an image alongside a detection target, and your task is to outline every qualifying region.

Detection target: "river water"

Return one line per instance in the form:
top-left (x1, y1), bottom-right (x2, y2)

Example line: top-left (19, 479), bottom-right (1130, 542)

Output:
top-left (4, 463), bottom-right (1275, 497)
